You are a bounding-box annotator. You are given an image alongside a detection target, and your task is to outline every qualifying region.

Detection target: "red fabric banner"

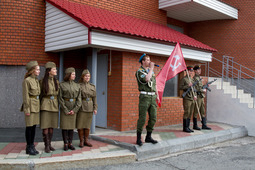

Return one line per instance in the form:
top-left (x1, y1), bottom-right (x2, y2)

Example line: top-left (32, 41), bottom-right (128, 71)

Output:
top-left (156, 43), bottom-right (187, 107)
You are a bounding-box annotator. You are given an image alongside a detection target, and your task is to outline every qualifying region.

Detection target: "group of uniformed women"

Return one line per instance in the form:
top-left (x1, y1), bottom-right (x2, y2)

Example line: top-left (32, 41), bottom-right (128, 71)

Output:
top-left (21, 61), bottom-right (98, 155)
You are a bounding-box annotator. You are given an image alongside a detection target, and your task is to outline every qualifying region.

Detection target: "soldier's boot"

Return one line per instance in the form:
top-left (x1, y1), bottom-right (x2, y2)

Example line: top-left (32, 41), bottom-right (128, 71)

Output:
top-left (68, 130), bottom-right (75, 150)
top-left (78, 129), bottom-right (84, 148)
top-left (145, 131), bottom-right (158, 144)
top-left (31, 126), bottom-right (39, 154)
top-left (202, 117), bottom-right (211, 130)
top-left (62, 130), bottom-right (68, 151)
top-left (48, 129), bottom-right (55, 151)
top-left (136, 132), bottom-right (143, 146)
top-left (187, 118), bottom-right (194, 132)
top-left (84, 129), bottom-right (93, 147)
top-left (183, 119), bottom-right (192, 133)
top-left (193, 118), bottom-right (201, 130)
top-left (43, 133), bottom-right (50, 153)
top-left (25, 128), bottom-right (36, 155)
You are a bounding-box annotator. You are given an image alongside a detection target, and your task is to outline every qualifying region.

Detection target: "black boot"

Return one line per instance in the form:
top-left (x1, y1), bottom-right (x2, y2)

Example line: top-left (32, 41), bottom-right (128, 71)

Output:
top-left (31, 125), bottom-right (39, 154)
top-left (183, 119), bottom-right (191, 133)
top-left (145, 131), bottom-right (158, 144)
top-left (68, 130), bottom-right (75, 150)
top-left (136, 132), bottom-right (143, 146)
top-left (187, 118), bottom-right (194, 132)
top-left (202, 117), bottom-right (211, 130)
top-left (26, 145), bottom-right (37, 155)
top-left (62, 130), bottom-right (68, 151)
top-left (193, 118), bottom-right (201, 130)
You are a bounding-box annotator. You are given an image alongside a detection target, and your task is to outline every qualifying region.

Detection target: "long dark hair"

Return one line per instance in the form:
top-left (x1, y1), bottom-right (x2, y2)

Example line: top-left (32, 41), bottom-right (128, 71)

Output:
top-left (42, 68), bottom-right (59, 94)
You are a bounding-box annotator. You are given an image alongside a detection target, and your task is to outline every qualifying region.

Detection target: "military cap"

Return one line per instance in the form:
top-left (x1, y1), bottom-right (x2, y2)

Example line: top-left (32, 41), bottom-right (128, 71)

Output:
top-left (26, 61), bottom-right (38, 70)
top-left (65, 67), bottom-right (75, 74)
top-left (139, 53), bottom-right (146, 63)
top-left (82, 69), bottom-right (90, 75)
top-left (187, 66), bottom-right (194, 71)
top-left (193, 65), bottom-right (201, 70)
top-left (45, 62), bottom-right (56, 69)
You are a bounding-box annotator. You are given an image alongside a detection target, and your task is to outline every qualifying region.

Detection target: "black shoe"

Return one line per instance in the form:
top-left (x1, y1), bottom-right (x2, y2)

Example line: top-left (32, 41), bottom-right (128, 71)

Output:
top-left (68, 144), bottom-right (75, 150)
top-left (145, 132), bottom-right (158, 144)
top-left (26, 145), bottom-right (36, 155)
top-left (31, 144), bottom-right (39, 154)
top-left (188, 128), bottom-right (194, 132)
top-left (202, 125), bottom-right (211, 130)
top-left (136, 132), bottom-right (143, 146)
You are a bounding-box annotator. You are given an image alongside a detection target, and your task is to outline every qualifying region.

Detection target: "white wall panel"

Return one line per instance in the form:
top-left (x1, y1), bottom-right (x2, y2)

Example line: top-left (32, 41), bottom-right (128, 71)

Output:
top-left (91, 31), bottom-right (212, 62)
top-left (45, 2), bottom-right (88, 52)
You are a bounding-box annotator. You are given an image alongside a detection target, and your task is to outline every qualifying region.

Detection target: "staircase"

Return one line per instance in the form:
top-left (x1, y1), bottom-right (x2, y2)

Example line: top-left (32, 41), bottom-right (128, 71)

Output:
top-left (206, 56), bottom-right (255, 136)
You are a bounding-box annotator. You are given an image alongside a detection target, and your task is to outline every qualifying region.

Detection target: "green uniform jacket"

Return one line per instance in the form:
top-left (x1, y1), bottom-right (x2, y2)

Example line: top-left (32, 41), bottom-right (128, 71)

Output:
top-left (194, 74), bottom-right (205, 98)
top-left (40, 77), bottom-right (59, 112)
top-left (135, 66), bottom-right (156, 92)
top-left (179, 76), bottom-right (195, 100)
top-left (22, 75), bottom-right (40, 114)
top-left (79, 82), bottom-right (98, 112)
top-left (59, 81), bottom-right (81, 114)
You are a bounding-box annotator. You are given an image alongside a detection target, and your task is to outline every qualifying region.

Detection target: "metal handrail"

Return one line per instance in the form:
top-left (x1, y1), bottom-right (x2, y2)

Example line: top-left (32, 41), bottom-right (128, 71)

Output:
top-left (207, 56), bottom-right (255, 108)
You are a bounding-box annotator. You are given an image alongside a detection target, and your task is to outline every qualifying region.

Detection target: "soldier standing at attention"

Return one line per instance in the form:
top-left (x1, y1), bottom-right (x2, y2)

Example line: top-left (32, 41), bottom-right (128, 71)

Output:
top-left (179, 66), bottom-right (196, 133)
top-left (77, 69), bottom-right (98, 148)
top-left (193, 65), bottom-right (211, 130)
top-left (40, 62), bottom-right (59, 153)
top-left (135, 53), bottom-right (159, 146)
top-left (22, 61), bottom-right (41, 155)
top-left (59, 67), bottom-right (81, 151)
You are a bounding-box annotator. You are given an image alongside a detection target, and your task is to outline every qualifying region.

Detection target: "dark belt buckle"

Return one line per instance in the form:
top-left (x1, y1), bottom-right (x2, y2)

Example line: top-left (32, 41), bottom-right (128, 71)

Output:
top-left (86, 98), bottom-right (90, 101)
top-left (50, 96), bottom-right (55, 100)
top-left (69, 99), bottom-right (74, 102)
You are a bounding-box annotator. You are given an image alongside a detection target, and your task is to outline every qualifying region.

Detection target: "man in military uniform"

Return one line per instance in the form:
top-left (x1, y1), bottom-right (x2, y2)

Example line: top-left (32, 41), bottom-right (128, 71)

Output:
top-left (193, 65), bottom-right (211, 130)
top-left (135, 53), bottom-right (159, 146)
top-left (179, 66), bottom-right (196, 133)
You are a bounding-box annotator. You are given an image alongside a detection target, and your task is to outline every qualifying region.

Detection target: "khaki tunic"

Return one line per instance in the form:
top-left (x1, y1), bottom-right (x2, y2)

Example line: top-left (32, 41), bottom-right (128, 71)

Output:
top-left (22, 75), bottom-right (40, 126)
top-left (193, 74), bottom-right (205, 118)
top-left (179, 76), bottom-right (195, 119)
top-left (59, 81), bottom-right (81, 130)
top-left (40, 77), bottom-right (59, 129)
top-left (77, 82), bottom-right (98, 129)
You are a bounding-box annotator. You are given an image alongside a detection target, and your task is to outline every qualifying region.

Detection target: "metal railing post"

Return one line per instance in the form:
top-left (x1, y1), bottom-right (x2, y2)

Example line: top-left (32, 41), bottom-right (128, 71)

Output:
top-left (254, 77), bottom-right (255, 108)
top-left (237, 70), bottom-right (240, 99)
top-left (221, 56), bottom-right (225, 89)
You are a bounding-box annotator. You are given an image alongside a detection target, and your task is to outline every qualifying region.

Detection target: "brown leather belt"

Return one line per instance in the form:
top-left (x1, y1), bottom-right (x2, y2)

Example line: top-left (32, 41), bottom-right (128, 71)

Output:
top-left (64, 98), bottom-right (76, 102)
top-left (44, 95), bottom-right (57, 100)
top-left (29, 95), bottom-right (39, 99)
top-left (82, 98), bottom-right (92, 101)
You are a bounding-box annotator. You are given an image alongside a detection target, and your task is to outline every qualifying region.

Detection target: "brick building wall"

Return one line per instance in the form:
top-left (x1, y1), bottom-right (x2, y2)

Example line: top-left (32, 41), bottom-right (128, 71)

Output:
top-left (187, 0), bottom-right (255, 74)
top-left (0, 0), bottom-right (58, 66)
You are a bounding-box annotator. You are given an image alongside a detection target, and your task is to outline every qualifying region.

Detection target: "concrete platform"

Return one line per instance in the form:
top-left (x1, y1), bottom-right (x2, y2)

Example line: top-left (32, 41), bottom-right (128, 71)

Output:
top-left (0, 122), bottom-right (248, 169)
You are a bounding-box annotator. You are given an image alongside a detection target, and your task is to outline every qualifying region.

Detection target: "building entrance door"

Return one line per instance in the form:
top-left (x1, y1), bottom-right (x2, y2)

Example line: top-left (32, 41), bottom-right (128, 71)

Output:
top-left (96, 54), bottom-right (108, 128)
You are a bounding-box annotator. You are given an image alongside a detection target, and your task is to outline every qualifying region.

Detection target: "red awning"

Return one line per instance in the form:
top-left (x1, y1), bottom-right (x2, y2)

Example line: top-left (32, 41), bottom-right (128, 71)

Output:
top-left (46, 0), bottom-right (216, 52)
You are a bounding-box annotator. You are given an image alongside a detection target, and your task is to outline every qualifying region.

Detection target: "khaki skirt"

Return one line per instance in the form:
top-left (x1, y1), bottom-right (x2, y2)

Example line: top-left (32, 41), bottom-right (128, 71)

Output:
top-left (76, 111), bottom-right (93, 129)
top-left (60, 111), bottom-right (77, 130)
top-left (25, 112), bottom-right (39, 127)
top-left (40, 111), bottom-right (59, 129)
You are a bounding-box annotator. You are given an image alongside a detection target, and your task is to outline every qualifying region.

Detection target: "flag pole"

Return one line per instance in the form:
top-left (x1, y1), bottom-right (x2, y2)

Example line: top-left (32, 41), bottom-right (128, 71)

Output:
top-left (185, 69), bottom-right (202, 120)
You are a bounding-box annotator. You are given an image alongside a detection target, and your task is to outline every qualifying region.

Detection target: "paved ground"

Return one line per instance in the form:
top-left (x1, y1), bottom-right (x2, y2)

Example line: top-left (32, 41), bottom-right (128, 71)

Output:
top-left (0, 122), bottom-right (248, 169)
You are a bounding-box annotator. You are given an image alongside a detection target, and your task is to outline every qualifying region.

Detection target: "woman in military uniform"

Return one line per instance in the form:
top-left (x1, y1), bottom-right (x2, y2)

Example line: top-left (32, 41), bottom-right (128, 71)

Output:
top-left (22, 61), bottom-right (41, 155)
top-left (59, 67), bottom-right (81, 151)
top-left (77, 69), bottom-right (97, 148)
top-left (40, 62), bottom-right (59, 153)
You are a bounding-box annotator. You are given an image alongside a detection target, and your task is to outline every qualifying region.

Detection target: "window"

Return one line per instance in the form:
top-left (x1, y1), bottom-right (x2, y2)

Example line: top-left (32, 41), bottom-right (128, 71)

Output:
top-left (163, 75), bottom-right (178, 97)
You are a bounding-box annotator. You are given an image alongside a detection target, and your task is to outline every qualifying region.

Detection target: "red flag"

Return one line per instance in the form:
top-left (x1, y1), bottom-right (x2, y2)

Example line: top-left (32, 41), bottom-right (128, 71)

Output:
top-left (156, 43), bottom-right (186, 107)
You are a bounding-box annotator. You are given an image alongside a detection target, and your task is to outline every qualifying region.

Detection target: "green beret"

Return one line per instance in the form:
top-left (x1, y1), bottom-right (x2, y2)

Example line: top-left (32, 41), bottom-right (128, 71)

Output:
top-left (26, 61), bottom-right (38, 70)
top-left (65, 67), bottom-right (75, 74)
top-left (82, 69), bottom-right (90, 75)
top-left (45, 62), bottom-right (56, 69)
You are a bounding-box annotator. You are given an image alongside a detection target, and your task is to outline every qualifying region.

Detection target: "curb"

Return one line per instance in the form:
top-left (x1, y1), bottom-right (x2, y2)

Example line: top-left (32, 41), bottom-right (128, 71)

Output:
top-left (0, 150), bottom-right (136, 170)
top-left (91, 126), bottom-right (248, 161)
